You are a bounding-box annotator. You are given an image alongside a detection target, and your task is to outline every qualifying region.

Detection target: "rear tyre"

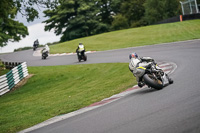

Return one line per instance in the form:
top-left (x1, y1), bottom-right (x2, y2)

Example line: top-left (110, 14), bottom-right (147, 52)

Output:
top-left (143, 74), bottom-right (163, 90)
top-left (42, 54), bottom-right (46, 59)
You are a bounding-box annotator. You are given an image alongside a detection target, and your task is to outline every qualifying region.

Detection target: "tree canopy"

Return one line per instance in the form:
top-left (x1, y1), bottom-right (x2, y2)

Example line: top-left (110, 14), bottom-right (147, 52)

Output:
top-left (0, 0), bottom-right (58, 47)
top-left (144, 0), bottom-right (181, 24)
top-left (43, 0), bottom-right (121, 41)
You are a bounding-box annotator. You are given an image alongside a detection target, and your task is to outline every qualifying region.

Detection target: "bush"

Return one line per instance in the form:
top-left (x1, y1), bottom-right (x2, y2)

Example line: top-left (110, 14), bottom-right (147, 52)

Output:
top-left (14, 47), bottom-right (33, 52)
top-left (111, 14), bottom-right (129, 30)
top-left (0, 60), bottom-right (9, 76)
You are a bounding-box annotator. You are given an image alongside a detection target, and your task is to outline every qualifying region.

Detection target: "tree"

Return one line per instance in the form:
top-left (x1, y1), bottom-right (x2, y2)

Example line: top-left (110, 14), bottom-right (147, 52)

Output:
top-left (111, 14), bottom-right (129, 30)
top-left (144, 0), bottom-right (181, 24)
top-left (0, 0), bottom-right (27, 46)
top-left (163, 0), bottom-right (181, 19)
top-left (44, 0), bottom-right (118, 42)
top-left (0, 0), bottom-right (58, 47)
top-left (143, 0), bottom-right (165, 24)
top-left (120, 0), bottom-right (146, 27)
top-left (97, 0), bottom-right (121, 25)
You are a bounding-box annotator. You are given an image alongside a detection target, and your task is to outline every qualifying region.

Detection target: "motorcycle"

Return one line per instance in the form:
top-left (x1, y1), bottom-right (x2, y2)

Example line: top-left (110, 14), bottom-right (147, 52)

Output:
top-left (77, 51), bottom-right (87, 62)
top-left (33, 44), bottom-right (38, 51)
top-left (134, 59), bottom-right (173, 90)
top-left (41, 49), bottom-right (48, 59)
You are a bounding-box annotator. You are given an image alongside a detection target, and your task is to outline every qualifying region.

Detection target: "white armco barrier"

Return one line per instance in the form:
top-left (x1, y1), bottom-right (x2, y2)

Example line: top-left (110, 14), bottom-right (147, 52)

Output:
top-left (0, 62), bottom-right (29, 96)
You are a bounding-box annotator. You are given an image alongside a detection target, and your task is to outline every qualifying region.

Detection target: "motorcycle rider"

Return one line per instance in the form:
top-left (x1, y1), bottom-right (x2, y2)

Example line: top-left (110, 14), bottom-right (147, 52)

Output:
top-left (42, 44), bottom-right (50, 57)
top-left (33, 39), bottom-right (39, 48)
top-left (76, 43), bottom-right (86, 57)
top-left (129, 52), bottom-right (173, 88)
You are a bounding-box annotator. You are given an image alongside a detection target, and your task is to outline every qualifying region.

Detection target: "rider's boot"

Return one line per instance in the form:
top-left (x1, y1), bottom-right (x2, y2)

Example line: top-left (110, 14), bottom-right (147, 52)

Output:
top-left (138, 82), bottom-right (144, 88)
top-left (168, 78), bottom-right (173, 84)
top-left (166, 74), bottom-right (173, 84)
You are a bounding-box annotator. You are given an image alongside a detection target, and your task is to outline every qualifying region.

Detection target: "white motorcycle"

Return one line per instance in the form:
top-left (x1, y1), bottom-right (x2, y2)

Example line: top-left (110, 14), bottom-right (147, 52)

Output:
top-left (41, 49), bottom-right (48, 59)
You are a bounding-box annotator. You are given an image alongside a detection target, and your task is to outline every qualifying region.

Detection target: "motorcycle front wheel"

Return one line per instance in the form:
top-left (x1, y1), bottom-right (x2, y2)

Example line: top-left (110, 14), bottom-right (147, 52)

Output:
top-left (83, 55), bottom-right (87, 61)
top-left (143, 74), bottom-right (163, 90)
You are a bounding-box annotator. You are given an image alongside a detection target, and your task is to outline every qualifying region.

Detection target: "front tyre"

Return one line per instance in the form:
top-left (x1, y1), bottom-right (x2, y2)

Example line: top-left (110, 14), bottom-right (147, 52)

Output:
top-left (143, 74), bottom-right (163, 90)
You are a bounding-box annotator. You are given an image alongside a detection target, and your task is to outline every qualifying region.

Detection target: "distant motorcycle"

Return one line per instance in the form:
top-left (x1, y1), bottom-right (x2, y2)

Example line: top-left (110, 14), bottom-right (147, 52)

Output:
top-left (77, 51), bottom-right (87, 62)
top-left (134, 60), bottom-right (173, 90)
top-left (33, 40), bottom-right (39, 51)
top-left (41, 49), bottom-right (48, 59)
top-left (33, 44), bottom-right (38, 51)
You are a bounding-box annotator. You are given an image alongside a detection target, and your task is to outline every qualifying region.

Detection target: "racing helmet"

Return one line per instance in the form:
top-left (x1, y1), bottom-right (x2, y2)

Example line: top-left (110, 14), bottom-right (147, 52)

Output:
top-left (129, 52), bottom-right (138, 59)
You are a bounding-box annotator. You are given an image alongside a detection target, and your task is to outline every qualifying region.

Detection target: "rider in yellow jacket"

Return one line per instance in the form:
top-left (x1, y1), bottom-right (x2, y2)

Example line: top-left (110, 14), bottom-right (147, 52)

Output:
top-left (76, 43), bottom-right (85, 56)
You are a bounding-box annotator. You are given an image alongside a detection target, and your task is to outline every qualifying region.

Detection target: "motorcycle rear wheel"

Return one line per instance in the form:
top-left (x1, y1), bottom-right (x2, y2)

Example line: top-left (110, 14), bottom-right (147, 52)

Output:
top-left (143, 74), bottom-right (163, 90)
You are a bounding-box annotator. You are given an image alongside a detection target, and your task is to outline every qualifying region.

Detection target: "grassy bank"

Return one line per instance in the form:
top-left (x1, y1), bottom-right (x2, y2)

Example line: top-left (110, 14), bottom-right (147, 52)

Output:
top-left (0, 69), bottom-right (9, 76)
top-left (0, 61), bottom-right (9, 76)
top-left (50, 19), bottom-right (200, 54)
top-left (0, 63), bottom-right (135, 133)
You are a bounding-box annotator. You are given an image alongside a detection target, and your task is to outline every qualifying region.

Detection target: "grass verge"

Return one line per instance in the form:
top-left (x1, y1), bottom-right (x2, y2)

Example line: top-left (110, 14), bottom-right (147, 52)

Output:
top-left (0, 69), bottom-right (10, 76)
top-left (0, 63), bottom-right (135, 133)
top-left (50, 20), bottom-right (200, 54)
top-left (0, 61), bottom-right (9, 76)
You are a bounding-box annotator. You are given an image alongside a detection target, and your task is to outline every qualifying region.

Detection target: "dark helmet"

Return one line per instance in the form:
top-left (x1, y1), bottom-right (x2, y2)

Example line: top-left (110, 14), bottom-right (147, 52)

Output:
top-left (129, 52), bottom-right (138, 59)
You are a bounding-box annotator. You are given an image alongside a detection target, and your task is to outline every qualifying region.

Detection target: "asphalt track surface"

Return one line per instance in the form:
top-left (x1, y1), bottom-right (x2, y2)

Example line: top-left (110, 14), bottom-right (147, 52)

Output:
top-left (1, 40), bottom-right (200, 133)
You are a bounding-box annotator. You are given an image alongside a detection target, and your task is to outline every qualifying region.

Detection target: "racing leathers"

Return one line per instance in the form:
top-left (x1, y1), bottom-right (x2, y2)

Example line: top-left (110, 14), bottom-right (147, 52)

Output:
top-left (129, 57), bottom-right (154, 87)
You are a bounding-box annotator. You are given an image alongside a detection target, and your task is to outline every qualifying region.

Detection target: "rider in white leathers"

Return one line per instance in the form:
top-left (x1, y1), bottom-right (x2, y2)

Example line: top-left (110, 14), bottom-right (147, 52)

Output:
top-left (42, 44), bottom-right (50, 53)
top-left (129, 53), bottom-right (153, 87)
top-left (129, 52), bottom-right (173, 88)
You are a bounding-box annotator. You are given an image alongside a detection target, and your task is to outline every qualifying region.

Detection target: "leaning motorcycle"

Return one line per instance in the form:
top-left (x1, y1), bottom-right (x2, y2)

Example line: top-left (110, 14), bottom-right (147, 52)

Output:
top-left (41, 49), bottom-right (48, 59)
top-left (77, 51), bottom-right (87, 62)
top-left (134, 61), bottom-right (173, 90)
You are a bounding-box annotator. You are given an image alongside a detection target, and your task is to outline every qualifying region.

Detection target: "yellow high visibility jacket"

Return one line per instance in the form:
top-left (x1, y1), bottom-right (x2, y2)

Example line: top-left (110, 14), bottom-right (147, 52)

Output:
top-left (78, 45), bottom-right (85, 52)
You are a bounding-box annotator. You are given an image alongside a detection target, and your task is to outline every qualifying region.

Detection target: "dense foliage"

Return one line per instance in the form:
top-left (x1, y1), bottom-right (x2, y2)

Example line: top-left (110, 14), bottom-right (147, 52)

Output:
top-left (144, 0), bottom-right (181, 24)
top-left (43, 0), bottom-right (121, 41)
top-left (0, 0), bottom-right (58, 47)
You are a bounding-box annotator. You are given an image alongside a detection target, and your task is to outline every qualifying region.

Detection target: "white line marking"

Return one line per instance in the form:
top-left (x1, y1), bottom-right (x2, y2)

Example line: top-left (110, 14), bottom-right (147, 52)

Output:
top-left (159, 63), bottom-right (171, 67)
top-left (162, 66), bottom-right (172, 71)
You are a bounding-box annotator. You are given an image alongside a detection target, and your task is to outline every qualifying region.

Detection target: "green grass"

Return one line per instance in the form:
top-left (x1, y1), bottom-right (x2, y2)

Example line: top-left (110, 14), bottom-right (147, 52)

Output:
top-left (50, 19), bottom-right (200, 54)
top-left (0, 68), bottom-right (9, 76)
top-left (0, 61), bottom-right (9, 76)
top-left (0, 63), bottom-right (135, 133)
